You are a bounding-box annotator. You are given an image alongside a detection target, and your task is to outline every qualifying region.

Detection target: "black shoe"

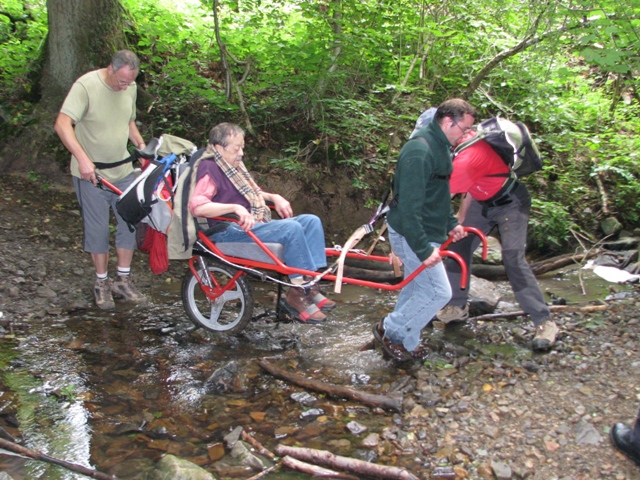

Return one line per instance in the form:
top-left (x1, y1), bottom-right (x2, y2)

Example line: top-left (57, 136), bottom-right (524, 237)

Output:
top-left (372, 320), bottom-right (412, 363)
top-left (610, 422), bottom-right (640, 467)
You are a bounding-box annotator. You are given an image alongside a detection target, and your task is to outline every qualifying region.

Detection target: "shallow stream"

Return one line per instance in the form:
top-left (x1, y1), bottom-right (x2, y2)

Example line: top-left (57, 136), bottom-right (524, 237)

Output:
top-left (0, 262), bottom-right (630, 479)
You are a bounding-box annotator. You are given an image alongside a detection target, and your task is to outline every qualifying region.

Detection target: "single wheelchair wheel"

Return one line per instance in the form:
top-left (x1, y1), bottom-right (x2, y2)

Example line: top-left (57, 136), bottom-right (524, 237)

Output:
top-left (181, 258), bottom-right (253, 334)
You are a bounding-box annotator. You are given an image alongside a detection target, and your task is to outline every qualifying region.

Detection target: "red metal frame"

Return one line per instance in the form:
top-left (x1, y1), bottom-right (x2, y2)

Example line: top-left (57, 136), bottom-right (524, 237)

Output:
top-left (189, 221), bottom-right (487, 301)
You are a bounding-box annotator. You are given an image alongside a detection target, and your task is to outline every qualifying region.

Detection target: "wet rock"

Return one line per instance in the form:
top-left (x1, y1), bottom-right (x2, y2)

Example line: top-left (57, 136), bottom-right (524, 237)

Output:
top-left (345, 420), bottom-right (367, 435)
top-left (0, 472), bottom-right (15, 480)
top-left (431, 466), bottom-right (456, 479)
top-left (205, 360), bottom-right (239, 394)
top-left (350, 373), bottom-right (370, 385)
top-left (207, 442), bottom-right (225, 462)
top-left (290, 391), bottom-right (317, 406)
top-left (230, 440), bottom-right (272, 471)
top-left (300, 408), bottom-right (324, 420)
top-left (223, 426), bottom-right (243, 449)
top-left (361, 432), bottom-right (380, 447)
top-left (155, 454), bottom-right (215, 480)
top-left (469, 276), bottom-right (502, 315)
top-left (352, 448), bottom-right (377, 462)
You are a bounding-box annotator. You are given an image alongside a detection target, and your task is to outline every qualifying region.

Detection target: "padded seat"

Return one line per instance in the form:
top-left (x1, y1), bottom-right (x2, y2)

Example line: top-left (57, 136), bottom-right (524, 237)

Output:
top-left (215, 242), bottom-right (285, 265)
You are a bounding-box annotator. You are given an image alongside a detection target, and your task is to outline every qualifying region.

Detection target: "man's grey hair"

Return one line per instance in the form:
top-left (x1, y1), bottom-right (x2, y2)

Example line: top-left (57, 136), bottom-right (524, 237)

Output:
top-left (209, 123), bottom-right (245, 147)
top-left (435, 98), bottom-right (476, 124)
top-left (111, 50), bottom-right (140, 72)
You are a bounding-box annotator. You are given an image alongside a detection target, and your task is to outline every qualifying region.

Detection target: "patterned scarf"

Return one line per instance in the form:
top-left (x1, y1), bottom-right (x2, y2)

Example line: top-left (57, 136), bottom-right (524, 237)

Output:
top-left (203, 144), bottom-right (272, 223)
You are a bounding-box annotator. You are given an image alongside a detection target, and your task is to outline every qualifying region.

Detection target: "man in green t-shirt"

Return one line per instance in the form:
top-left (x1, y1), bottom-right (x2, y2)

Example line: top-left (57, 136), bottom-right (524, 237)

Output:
top-left (54, 50), bottom-right (148, 310)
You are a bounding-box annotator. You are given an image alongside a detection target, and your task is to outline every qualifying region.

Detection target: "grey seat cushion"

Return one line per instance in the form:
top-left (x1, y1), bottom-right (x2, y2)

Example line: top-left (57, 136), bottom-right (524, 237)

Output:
top-left (215, 242), bottom-right (285, 264)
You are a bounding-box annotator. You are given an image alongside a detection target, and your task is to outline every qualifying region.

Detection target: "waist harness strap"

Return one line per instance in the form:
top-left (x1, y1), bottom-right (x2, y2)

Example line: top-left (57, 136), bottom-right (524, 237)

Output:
top-left (480, 174), bottom-right (519, 208)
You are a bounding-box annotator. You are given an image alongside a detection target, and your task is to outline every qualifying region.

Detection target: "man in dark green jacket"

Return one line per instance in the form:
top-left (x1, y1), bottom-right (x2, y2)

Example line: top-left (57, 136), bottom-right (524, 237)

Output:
top-left (373, 99), bottom-right (475, 362)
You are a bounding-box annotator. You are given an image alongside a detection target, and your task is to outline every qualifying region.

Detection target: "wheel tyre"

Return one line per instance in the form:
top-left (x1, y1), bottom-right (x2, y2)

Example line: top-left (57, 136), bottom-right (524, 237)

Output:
top-left (181, 259), bottom-right (253, 334)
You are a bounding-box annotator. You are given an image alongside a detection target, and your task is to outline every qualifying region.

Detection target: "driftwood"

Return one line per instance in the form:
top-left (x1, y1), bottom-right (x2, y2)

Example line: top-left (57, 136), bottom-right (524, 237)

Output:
top-left (281, 456), bottom-right (360, 479)
top-left (472, 251), bottom-right (598, 281)
top-left (257, 358), bottom-right (403, 412)
top-left (242, 429), bottom-right (356, 479)
top-left (275, 445), bottom-right (419, 480)
top-left (0, 437), bottom-right (116, 480)
top-left (470, 304), bottom-right (607, 321)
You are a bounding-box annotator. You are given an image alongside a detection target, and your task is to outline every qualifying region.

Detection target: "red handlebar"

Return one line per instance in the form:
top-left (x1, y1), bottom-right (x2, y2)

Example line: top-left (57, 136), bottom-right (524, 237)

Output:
top-left (438, 226), bottom-right (488, 290)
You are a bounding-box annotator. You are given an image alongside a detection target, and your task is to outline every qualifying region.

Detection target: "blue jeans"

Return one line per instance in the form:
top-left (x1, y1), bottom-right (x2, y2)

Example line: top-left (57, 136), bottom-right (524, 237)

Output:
top-left (444, 183), bottom-right (550, 325)
top-left (383, 226), bottom-right (452, 352)
top-left (212, 214), bottom-right (327, 278)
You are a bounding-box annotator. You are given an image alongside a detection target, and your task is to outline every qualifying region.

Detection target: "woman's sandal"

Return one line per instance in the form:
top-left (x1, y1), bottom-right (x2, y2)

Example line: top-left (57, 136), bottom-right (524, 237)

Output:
top-left (307, 281), bottom-right (337, 312)
top-left (282, 299), bottom-right (326, 324)
top-left (282, 287), bottom-right (326, 324)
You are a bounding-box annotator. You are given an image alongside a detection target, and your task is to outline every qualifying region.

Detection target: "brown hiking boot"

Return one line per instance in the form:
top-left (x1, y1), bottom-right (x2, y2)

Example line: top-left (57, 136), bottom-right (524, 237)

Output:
top-left (94, 278), bottom-right (115, 310)
top-left (111, 275), bottom-right (148, 303)
top-left (282, 287), bottom-right (326, 324)
top-left (306, 281), bottom-right (337, 312)
top-left (372, 320), bottom-right (412, 362)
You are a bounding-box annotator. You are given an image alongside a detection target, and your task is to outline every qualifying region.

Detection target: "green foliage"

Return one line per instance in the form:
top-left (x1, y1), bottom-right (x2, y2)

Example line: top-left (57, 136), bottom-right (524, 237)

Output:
top-left (2, 0), bottom-right (640, 254)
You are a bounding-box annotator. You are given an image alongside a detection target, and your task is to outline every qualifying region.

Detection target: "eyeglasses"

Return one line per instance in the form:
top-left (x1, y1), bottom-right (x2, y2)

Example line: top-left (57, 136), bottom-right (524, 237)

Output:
top-left (452, 119), bottom-right (473, 135)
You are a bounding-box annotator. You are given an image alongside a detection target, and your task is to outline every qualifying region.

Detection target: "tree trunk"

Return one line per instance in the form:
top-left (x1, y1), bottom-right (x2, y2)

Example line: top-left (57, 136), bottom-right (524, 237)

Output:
top-left (43, 0), bottom-right (129, 108)
top-left (0, 0), bottom-right (131, 177)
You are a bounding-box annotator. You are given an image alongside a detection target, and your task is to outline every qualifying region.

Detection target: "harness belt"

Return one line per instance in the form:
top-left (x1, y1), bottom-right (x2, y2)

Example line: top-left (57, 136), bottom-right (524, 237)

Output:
top-left (480, 174), bottom-right (519, 209)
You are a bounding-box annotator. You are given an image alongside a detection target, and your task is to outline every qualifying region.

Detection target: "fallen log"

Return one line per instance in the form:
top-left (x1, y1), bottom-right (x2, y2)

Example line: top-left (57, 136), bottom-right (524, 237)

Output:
top-left (275, 445), bottom-right (419, 480)
top-left (470, 304), bottom-right (607, 321)
top-left (0, 437), bottom-right (116, 480)
top-left (257, 358), bottom-right (403, 412)
top-left (471, 251), bottom-right (598, 281)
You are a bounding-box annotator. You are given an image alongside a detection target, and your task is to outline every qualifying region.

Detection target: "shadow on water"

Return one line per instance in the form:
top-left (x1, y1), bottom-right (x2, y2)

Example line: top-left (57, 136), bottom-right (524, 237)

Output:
top-left (0, 263), bottom-right (632, 479)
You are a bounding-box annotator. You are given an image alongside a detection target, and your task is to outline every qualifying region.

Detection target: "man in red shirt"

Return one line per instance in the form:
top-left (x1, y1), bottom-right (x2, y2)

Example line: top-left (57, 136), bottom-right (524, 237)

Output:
top-left (438, 130), bottom-right (559, 351)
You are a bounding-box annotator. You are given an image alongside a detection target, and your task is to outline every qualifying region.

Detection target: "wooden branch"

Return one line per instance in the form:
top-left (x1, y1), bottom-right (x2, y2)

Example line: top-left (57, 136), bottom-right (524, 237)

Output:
top-left (470, 304), bottom-right (607, 321)
top-left (0, 438), bottom-right (116, 480)
top-left (274, 445), bottom-right (419, 480)
top-left (257, 358), bottom-right (403, 412)
top-left (281, 456), bottom-right (360, 479)
top-left (241, 431), bottom-right (277, 460)
top-left (464, 17), bottom-right (593, 98)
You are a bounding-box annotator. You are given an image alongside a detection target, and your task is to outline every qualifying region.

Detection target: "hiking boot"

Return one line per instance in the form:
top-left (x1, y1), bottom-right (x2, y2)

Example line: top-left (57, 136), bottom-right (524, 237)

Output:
top-left (435, 304), bottom-right (469, 324)
top-left (306, 281), bottom-right (337, 312)
top-left (372, 320), bottom-right (412, 363)
top-left (282, 287), bottom-right (326, 324)
top-left (532, 320), bottom-right (559, 351)
top-left (111, 275), bottom-right (148, 303)
top-left (94, 278), bottom-right (115, 310)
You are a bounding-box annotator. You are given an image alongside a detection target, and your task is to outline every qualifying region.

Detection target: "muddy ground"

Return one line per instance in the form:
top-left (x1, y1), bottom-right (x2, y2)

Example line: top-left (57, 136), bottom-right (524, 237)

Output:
top-left (0, 173), bottom-right (639, 480)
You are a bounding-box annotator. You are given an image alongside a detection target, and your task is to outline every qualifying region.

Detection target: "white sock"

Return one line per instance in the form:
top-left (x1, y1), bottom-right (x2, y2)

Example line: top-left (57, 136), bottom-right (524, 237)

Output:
top-left (117, 267), bottom-right (131, 277)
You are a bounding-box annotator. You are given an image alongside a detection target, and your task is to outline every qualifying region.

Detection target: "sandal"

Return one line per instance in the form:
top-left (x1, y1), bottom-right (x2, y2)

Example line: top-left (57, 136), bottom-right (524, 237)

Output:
top-left (282, 288), bottom-right (326, 324)
top-left (305, 278), bottom-right (337, 312)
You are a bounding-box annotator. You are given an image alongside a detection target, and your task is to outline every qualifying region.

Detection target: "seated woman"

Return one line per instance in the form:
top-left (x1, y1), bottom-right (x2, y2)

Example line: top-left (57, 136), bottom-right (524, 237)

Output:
top-left (189, 122), bottom-right (335, 324)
